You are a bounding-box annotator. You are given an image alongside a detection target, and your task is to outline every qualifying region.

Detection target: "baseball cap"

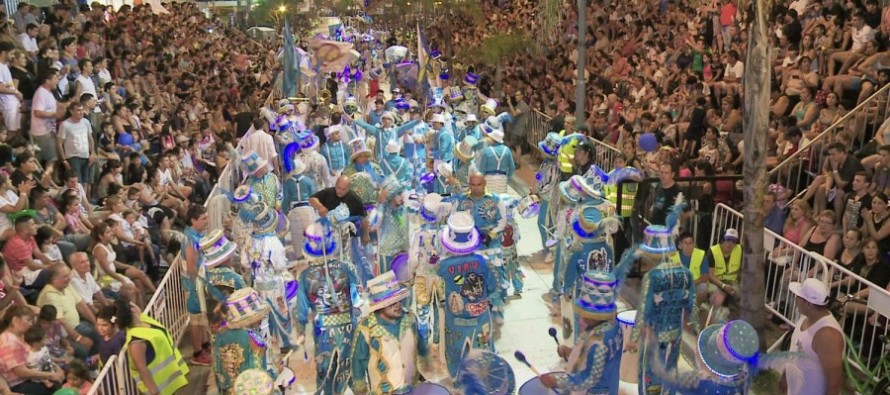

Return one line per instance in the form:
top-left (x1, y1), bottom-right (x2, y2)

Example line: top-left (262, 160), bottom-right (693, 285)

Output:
top-left (724, 228), bottom-right (739, 242)
top-left (789, 278), bottom-right (830, 306)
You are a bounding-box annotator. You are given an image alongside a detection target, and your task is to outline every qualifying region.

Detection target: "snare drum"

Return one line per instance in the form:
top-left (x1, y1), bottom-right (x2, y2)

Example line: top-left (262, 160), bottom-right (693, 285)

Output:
top-left (409, 382), bottom-right (451, 394)
top-left (617, 310), bottom-right (639, 384)
top-left (519, 372), bottom-right (564, 395)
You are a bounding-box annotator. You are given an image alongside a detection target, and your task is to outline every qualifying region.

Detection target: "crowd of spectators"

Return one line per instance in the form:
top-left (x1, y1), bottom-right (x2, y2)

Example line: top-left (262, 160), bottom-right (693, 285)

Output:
top-left (0, 2), bottom-right (279, 393)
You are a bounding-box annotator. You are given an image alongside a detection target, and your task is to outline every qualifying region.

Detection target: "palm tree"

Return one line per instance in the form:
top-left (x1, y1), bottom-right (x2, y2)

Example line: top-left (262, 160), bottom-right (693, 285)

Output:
top-left (462, 33), bottom-right (532, 95)
top-left (741, 0), bottom-right (770, 336)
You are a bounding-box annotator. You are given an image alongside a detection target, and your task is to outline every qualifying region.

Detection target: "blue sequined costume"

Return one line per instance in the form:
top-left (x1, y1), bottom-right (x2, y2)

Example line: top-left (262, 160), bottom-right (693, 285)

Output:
top-left (553, 321), bottom-right (623, 395)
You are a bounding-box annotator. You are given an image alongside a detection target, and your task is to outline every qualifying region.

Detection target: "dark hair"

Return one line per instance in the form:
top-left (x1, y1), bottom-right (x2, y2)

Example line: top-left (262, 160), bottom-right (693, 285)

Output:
top-left (23, 326), bottom-right (44, 345)
top-left (678, 231), bottom-right (695, 244)
top-left (576, 142), bottom-right (594, 157)
top-left (112, 298), bottom-right (135, 329)
top-left (186, 204), bottom-right (207, 226)
top-left (38, 304), bottom-right (57, 323)
top-left (78, 58), bottom-right (91, 71)
top-left (35, 226), bottom-right (55, 246)
top-left (67, 360), bottom-right (91, 381)
top-left (0, 305), bottom-right (33, 332)
top-left (827, 142), bottom-right (846, 153)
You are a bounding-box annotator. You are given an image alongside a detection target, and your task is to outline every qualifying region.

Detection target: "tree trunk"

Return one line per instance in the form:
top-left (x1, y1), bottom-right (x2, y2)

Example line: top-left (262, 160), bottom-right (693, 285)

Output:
top-left (575, 0), bottom-right (586, 124)
top-left (740, 0), bottom-right (769, 336)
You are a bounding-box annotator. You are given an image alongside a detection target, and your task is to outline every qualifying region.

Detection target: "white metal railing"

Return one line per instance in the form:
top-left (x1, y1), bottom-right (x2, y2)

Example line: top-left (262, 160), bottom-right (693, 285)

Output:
top-left (588, 138), bottom-right (621, 173)
top-left (712, 203), bottom-right (890, 376)
top-left (526, 109), bottom-right (551, 156)
top-left (769, 82), bottom-right (890, 199)
top-left (87, 165), bottom-right (232, 394)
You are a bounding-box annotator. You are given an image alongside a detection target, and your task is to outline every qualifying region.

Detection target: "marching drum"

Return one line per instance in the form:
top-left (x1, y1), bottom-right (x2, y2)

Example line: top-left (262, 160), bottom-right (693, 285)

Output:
top-left (519, 372), bottom-right (565, 395)
top-left (409, 383), bottom-right (451, 394)
top-left (517, 194), bottom-right (542, 219)
top-left (617, 310), bottom-right (639, 384)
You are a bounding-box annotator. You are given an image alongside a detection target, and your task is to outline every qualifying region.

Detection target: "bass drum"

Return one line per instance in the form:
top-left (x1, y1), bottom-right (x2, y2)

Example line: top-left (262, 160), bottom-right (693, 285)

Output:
top-left (408, 382), bottom-right (451, 394)
top-left (519, 372), bottom-right (565, 395)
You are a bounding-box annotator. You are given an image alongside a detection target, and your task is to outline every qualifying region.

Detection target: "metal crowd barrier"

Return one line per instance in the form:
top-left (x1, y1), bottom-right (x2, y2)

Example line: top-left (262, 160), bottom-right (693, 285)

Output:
top-left (588, 138), bottom-right (621, 173)
top-left (87, 165), bottom-right (231, 394)
top-left (712, 203), bottom-right (890, 378)
top-left (525, 109), bottom-right (551, 158)
top-left (769, 82), bottom-right (890, 202)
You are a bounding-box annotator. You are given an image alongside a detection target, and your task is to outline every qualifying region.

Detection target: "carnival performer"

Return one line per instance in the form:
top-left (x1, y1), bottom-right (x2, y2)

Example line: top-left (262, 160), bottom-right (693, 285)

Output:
top-left (208, 288), bottom-right (274, 395)
top-left (296, 130), bottom-right (332, 190)
top-left (343, 138), bottom-right (385, 187)
top-left (538, 270), bottom-right (624, 394)
top-left (453, 135), bottom-right (478, 189)
top-left (352, 111), bottom-right (420, 160)
top-left (429, 113), bottom-right (455, 170)
top-left (402, 107), bottom-right (428, 185)
top-left (535, 133), bottom-right (565, 259)
top-left (201, 230), bottom-right (246, 297)
top-left (239, 202), bottom-right (297, 353)
top-left (295, 221), bottom-right (360, 395)
top-left (242, 151), bottom-right (282, 211)
top-left (437, 212), bottom-right (498, 379)
top-left (434, 162), bottom-right (459, 196)
top-left (478, 129), bottom-right (514, 194)
top-left (351, 271), bottom-right (430, 395)
top-left (376, 177), bottom-right (409, 275)
top-left (379, 140), bottom-right (414, 186)
top-left (456, 113), bottom-right (481, 143)
top-left (500, 195), bottom-right (523, 299)
top-left (409, 193), bottom-right (450, 358)
top-left (633, 196), bottom-right (699, 395)
top-left (458, 71), bottom-right (487, 116)
top-left (453, 174), bottom-right (507, 325)
top-left (281, 153), bottom-right (317, 261)
top-left (649, 320), bottom-right (764, 395)
top-left (321, 125), bottom-right (351, 187)
top-left (550, 176), bottom-right (585, 302)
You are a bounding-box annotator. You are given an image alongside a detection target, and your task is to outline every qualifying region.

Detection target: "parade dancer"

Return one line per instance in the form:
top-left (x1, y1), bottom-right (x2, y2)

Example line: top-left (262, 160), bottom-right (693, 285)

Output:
top-left (208, 288), bottom-right (274, 395)
top-left (409, 193), bottom-right (450, 359)
top-left (456, 113), bottom-right (481, 143)
top-left (500, 195), bottom-right (523, 299)
top-left (297, 130), bottom-right (332, 190)
top-left (321, 125), bottom-right (350, 187)
top-left (281, 151), bottom-right (317, 261)
top-left (550, 176), bottom-right (584, 301)
top-left (535, 133), bottom-right (564, 258)
top-left (429, 113), bottom-right (455, 170)
top-left (376, 177), bottom-right (409, 275)
top-left (352, 112), bottom-right (419, 160)
top-left (351, 271), bottom-right (429, 395)
top-left (453, 135), bottom-right (478, 189)
top-left (379, 140), bottom-right (414, 186)
top-left (633, 196), bottom-right (699, 395)
top-left (295, 221), bottom-right (360, 395)
top-left (201, 230), bottom-right (246, 296)
top-left (434, 162), bottom-right (459, 196)
top-left (437, 212), bottom-right (498, 379)
top-left (538, 270), bottom-right (624, 394)
top-left (402, 108), bottom-right (428, 188)
top-left (239, 202), bottom-right (297, 353)
top-left (242, 151), bottom-right (282, 211)
top-left (458, 71), bottom-right (487, 116)
top-left (478, 129), bottom-right (514, 194)
top-left (341, 138), bottom-right (385, 284)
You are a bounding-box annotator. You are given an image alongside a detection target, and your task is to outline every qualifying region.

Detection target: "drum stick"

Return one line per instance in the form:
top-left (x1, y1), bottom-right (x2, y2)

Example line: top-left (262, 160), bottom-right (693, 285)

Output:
top-left (514, 351), bottom-right (559, 394)
top-left (548, 328), bottom-right (568, 362)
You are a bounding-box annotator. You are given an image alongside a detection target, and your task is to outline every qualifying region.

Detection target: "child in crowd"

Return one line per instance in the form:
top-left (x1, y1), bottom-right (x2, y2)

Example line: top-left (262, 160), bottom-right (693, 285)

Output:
top-left (95, 304), bottom-right (126, 368)
top-left (35, 226), bottom-right (63, 266)
top-left (63, 361), bottom-right (93, 395)
top-left (24, 326), bottom-right (62, 389)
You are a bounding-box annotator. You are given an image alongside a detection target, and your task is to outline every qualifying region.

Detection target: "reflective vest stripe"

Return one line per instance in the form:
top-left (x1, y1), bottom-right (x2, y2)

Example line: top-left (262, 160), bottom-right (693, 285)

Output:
top-left (671, 249), bottom-right (705, 281)
top-left (710, 244), bottom-right (742, 282)
top-left (126, 315), bottom-right (189, 395)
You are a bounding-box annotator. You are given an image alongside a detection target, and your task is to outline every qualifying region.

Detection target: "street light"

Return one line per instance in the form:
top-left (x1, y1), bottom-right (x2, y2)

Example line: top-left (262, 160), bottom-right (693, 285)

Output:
top-left (278, 5), bottom-right (287, 13)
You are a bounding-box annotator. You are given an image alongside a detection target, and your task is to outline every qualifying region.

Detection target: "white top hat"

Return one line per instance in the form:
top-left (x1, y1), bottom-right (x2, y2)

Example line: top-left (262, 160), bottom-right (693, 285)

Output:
top-left (430, 113), bottom-right (447, 125)
top-left (489, 129), bottom-right (505, 144)
top-left (385, 140), bottom-right (401, 154)
top-left (465, 114), bottom-right (478, 123)
top-left (325, 125), bottom-right (343, 138)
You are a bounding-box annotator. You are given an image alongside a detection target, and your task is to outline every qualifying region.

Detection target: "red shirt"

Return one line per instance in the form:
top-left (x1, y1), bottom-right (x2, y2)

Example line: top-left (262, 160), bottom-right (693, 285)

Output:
top-left (720, 3), bottom-right (737, 26)
top-left (2, 234), bottom-right (36, 274)
top-left (0, 331), bottom-right (29, 387)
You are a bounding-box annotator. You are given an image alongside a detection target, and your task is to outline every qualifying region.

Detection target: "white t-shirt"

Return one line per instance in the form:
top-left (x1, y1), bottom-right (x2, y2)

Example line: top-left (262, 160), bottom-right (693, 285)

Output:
top-left (97, 69), bottom-right (112, 86)
top-left (75, 74), bottom-right (97, 99)
top-left (16, 33), bottom-right (37, 53)
top-left (724, 61), bottom-right (745, 80)
top-left (0, 190), bottom-right (18, 235)
top-left (159, 167), bottom-right (174, 186)
top-left (30, 86), bottom-right (57, 137)
top-left (0, 63), bottom-right (16, 109)
top-left (58, 118), bottom-right (92, 159)
top-left (851, 25), bottom-right (875, 52)
top-left (70, 271), bottom-right (102, 305)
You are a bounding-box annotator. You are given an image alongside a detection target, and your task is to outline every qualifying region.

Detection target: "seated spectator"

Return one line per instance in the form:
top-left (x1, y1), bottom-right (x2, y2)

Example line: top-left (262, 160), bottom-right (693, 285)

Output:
top-left (90, 222), bottom-right (142, 306)
top-left (23, 326), bottom-right (62, 390)
top-left (35, 264), bottom-right (98, 356)
top-left (861, 192), bottom-right (890, 255)
top-left (35, 306), bottom-right (75, 363)
top-left (2, 216), bottom-right (53, 294)
top-left (800, 209), bottom-right (843, 261)
top-left (827, 230), bottom-right (865, 296)
top-left (61, 360), bottom-right (91, 395)
top-left (68, 251), bottom-right (110, 314)
top-left (802, 142), bottom-right (865, 223)
top-left (0, 305), bottom-right (64, 395)
top-left (0, 173), bottom-right (34, 241)
top-left (95, 159), bottom-right (122, 203)
top-left (34, 227), bottom-right (62, 267)
top-left (94, 305), bottom-right (124, 368)
top-left (763, 191), bottom-right (786, 235)
top-left (837, 237), bottom-right (890, 315)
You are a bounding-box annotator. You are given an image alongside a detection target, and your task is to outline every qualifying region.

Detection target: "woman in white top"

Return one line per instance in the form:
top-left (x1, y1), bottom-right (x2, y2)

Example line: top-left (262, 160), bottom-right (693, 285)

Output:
top-left (90, 222), bottom-right (143, 307)
top-left (0, 173), bottom-right (34, 240)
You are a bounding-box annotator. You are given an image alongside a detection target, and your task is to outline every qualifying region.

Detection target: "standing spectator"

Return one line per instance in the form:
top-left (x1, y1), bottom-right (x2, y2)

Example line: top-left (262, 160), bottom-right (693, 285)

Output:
top-left (31, 70), bottom-right (65, 165)
top-left (842, 172), bottom-right (872, 232)
top-left (507, 90), bottom-right (530, 158)
top-left (0, 305), bottom-right (64, 395)
top-left (239, 118), bottom-right (279, 176)
top-left (56, 101), bottom-right (95, 198)
top-left (181, 204), bottom-right (211, 366)
top-left (718, 0), bottom-right (737, 52)
top-left (650, 162), bottom-right (680, 226)
top-left (780, 278), bottom-right (844, 395)
top-left (16, 24), bottom-right (38, 58)
top-left (0, 43), bottom-right (22, 139)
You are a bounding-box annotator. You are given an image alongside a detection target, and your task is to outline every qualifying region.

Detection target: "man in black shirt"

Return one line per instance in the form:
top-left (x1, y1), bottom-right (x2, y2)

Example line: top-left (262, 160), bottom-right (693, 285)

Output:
top-left (804, 142), bottom-right (865, 223)
top-left (309, 176), bottom-right (370, 245)
top-left (650, 162), bottom-right (681, 226)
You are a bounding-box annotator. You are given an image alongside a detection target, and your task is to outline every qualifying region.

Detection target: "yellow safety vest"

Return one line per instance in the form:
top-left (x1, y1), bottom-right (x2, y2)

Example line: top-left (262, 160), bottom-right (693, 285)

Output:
top-left (672, 248), bottom-right (706, 281)
top-left (710, 244), bottom-right (742, 283)
top-left (126, 314), bottom-right (190, 395)
top-left (604, 167), bottom-right (639, 218)
top-left (557, 130), bottom-right (576, 174)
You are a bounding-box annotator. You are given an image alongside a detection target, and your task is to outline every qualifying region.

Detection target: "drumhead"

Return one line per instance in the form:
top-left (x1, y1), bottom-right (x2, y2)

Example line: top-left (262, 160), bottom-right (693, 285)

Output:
top-left (617, 310), bottom-right (637, 326)
top-left (410, 382), bottom-right (452, 394)
top-left (519, 372), bottom-right (565, 395)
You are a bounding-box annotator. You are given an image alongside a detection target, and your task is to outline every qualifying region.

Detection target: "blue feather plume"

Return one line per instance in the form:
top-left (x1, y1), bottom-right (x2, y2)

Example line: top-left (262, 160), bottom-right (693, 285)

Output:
top-left (283, 142), bottom-right (302, 173)
top-left (607, 167), bottom-right (644, 185)
top-left (495, 111), bottom-right (513, 126)
top-left (612, 244), bottom-right (639, 293)
top-left (665, 193), bottom-right (687, 234)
